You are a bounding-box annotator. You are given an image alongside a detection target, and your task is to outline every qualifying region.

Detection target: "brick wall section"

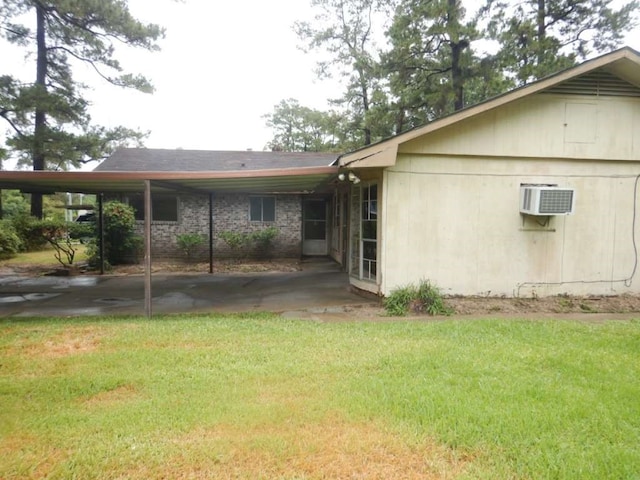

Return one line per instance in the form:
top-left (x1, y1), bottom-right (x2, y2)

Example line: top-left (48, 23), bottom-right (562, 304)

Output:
top-left (129, 193), bottom-right (302, 260)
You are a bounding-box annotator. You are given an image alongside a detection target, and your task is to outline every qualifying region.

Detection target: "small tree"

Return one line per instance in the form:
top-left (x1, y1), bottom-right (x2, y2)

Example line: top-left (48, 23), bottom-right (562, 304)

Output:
top-left (40, 220), bottom-right (78, 268)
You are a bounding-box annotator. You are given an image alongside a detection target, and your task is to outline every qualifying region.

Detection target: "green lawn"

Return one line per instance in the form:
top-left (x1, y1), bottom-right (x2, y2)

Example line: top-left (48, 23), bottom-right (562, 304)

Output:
top-left (0, 244), bottom-right (88, 267)
top-left (1, 315), bottom-right (639, 479)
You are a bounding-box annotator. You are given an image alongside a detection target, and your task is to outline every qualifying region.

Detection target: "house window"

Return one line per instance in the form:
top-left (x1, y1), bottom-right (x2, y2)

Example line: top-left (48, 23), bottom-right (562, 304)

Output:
top-left (128, 194), bottom-right (179, 222)
top-left (350, 183), bottom-right (377, 281)
top-left (250, 196), bottom-right (275, 222)
top-left (361, 184), bottom-right (377, 280)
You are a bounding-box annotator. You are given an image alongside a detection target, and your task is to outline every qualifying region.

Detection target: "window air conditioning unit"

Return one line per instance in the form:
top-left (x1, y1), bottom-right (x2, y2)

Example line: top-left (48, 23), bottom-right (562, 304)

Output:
top-left (520, 186), bottom-right (575, 215)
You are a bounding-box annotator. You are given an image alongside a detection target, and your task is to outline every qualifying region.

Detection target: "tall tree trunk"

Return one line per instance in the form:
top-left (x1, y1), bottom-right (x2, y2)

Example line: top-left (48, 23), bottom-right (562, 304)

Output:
top-left (448, 0), bottom-right (465, 111)
top-left (31, 3), bottom-right (47, 219)
top-left (536, 0), bottom-right (547, 66)
top-left (360, 75), bottom-right (371, 145)
top-left (451, 41), bottom-right (464, 111)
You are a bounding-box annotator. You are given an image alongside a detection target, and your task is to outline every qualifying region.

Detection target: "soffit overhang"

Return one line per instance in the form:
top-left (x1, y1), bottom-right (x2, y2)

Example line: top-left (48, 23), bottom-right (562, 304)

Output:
top-left (0, 166), bottom-right (338, 195)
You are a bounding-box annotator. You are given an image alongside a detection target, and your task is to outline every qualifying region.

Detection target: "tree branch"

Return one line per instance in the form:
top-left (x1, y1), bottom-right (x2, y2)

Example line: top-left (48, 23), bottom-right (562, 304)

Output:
top-left (46, 45), bottom-right (119, 85)
top-left (0, 109), bottom-right (26, 138)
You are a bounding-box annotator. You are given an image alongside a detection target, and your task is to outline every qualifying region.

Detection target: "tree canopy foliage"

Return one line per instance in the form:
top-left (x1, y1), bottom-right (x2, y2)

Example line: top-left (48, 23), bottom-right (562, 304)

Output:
top-left (482, 0), bottom-right (639, 84)
top-left (266, 0), bottom-right (638, 152)
top-left (0, 0), bottom-right (165, 217)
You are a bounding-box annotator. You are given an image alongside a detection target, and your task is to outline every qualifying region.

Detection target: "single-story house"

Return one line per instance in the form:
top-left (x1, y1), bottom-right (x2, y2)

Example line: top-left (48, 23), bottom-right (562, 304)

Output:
top-left (1, 47), bottom-right (639, 302)
top-left (338, 47), bottom-right (640, 298)
top-left (93, 149), bottom-right (348, 262)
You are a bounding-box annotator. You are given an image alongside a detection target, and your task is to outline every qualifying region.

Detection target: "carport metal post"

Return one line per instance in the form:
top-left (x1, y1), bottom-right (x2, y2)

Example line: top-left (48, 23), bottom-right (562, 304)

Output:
top-left (98, 193), bottom-right (105, 275)
top-left (144, 180), bottom-right (152, 318)
top-left (209, 192), bottom-right (214, 274)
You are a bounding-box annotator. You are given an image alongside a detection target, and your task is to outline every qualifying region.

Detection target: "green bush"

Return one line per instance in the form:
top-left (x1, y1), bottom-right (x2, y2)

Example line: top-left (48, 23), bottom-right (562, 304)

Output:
top-left (250, 226), bottom-right (279, 258)
top-left (68, 221), bottom-right (94, 243)
top-left (87, 201), bottom-right (139, 268)
top-left (384, 280), bottom-right (452, 316)
top-left (176, 233), bottom-right (206, 261)
top-left (219, 231), bottom-right (251, 257)
top-left (0, 220), bottom-right (22, 260)
top-left (10, 214), bottom-right (48, 251)
top-left (219, 227), bottom-right (280, 259)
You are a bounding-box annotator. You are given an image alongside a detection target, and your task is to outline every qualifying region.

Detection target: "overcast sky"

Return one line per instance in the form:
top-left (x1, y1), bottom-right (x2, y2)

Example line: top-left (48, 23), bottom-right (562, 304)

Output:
top-left (2, 0), bottom-right (640, 168)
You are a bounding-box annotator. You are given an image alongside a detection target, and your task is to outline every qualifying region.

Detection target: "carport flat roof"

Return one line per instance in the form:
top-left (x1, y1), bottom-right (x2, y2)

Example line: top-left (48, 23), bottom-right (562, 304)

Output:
top-left (0, 166), bottom-right (338, 194)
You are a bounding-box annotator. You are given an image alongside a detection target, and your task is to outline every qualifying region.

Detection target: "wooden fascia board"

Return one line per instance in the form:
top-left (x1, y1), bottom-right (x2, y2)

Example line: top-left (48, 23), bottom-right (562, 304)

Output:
top-left (339, 144), bottom-right (398, 169)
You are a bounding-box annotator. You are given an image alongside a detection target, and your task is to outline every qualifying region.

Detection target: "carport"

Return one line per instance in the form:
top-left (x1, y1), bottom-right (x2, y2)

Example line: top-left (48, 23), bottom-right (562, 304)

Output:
top-left (0, 165), bottom-right (338, 317)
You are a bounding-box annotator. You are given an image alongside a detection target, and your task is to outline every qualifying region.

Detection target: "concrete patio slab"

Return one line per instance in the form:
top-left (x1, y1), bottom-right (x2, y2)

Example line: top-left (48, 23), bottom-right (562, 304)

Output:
top-left (0, 259), bottom-right (378, 318)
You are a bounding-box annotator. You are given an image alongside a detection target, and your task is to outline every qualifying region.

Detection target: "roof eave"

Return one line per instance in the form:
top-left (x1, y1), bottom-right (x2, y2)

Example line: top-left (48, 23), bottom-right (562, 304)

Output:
top-left (0, 166), bottom-right (339, 195)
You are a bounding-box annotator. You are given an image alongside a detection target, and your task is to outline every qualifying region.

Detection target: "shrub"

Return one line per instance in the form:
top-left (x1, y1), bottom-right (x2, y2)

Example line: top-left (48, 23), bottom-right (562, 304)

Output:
top-left (384, 280), bottom-right (452, 316)
top-left (10, 214), bottom-right (48, 251)
top-left (176, 233), bottom-right (206, 262)
top-left (68, 220), bottom-right (95, 243)
top-left (219, 231), bottom-right (251, 257)
top-left (219, 227), bottom-right (280, 259)
top-left (87, 201), bottom-right (138, 268)
top-left (0, 220), bottom-right (22, 260)
top-left (250, 226), bottom-right (279, 258)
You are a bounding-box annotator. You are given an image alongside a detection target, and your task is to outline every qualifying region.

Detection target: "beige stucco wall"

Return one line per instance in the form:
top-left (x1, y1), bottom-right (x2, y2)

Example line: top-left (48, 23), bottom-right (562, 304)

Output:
top-left (400, 93), bottom-right (640, 160)
top-left (379, 93), bottom-right (640, 297)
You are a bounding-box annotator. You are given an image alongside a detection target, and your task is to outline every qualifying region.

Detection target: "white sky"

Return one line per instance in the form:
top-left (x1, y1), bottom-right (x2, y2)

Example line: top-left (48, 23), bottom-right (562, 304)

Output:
top-left (1, 0), bottom-right (640, 169)
top-left (87, 0), bottom-right (338, 153)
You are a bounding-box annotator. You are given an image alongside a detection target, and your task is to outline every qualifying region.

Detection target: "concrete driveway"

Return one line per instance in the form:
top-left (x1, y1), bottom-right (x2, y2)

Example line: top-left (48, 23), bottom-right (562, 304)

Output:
top-left (0, 259), bottom-right (377, 318)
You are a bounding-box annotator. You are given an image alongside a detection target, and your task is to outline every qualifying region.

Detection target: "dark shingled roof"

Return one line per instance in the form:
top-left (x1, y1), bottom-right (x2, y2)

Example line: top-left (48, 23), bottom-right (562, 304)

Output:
top-left (95, 148), bottom-right (339, 172)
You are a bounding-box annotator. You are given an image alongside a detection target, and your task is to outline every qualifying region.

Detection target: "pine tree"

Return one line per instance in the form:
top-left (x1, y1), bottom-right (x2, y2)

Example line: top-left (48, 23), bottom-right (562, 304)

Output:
top-left (382, 0), bottom-right (504, 133)
top-left (482, 0), bottom-right (639, 84)
top-left (295, 0), bottom-right (394, 147)
top-left (263, 98), bottom-right (345, 152)
top-left (0, 0), bottom-right (164, 218)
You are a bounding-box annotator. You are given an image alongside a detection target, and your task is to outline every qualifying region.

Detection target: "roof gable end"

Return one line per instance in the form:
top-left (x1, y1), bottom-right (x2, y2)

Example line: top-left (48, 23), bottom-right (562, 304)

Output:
top-left (339, 47), bottom-right (640, 168)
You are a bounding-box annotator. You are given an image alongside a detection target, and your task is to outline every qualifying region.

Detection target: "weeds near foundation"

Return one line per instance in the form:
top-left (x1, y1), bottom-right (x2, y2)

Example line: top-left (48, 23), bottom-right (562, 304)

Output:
top-left (384, 280), bottom-right (452, 316)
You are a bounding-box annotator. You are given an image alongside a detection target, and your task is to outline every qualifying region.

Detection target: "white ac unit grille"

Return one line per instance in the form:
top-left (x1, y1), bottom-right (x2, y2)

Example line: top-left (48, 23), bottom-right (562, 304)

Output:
top-left (522, 188), bottom-right (532, 211)
top-left (520, 186), bottom-right (575, 215)
top-left (538, 189), bottom-right (574, 214)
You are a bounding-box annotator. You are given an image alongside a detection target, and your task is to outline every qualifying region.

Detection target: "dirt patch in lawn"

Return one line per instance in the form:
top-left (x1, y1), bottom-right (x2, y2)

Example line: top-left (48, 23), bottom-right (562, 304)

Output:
top-left (82, 384), bottom-right (141, 408)
top-left (158, 417), bottom-right (469, 480)
top-left (8, 326), bottom-right (103, 359)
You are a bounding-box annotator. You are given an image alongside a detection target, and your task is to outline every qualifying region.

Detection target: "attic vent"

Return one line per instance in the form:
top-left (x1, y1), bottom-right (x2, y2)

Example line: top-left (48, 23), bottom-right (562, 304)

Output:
top-left (520, 186), bottom-right (575, 215)
top-left (547, 70), bottom-right (640, 97)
